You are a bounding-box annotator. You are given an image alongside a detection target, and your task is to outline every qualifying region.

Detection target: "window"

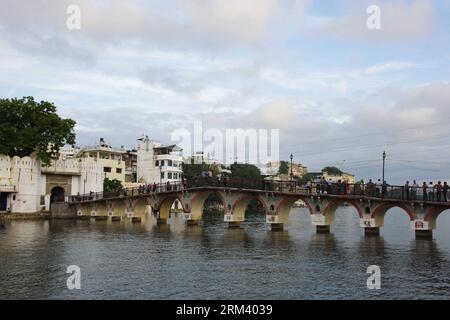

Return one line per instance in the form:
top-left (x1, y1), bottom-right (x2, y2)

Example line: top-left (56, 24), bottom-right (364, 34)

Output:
top-left (161, 160), bottom-right (165, 166)
top-left (168, 172), bottom-right (172, 179)
top-left (155, 160), bottom-right (159, 166)
top-left (116, 168), bottom-right (122, 174)
top-left (168, 160), bottom-right (173, 167)
top-left (104, 167), bottom-right (112, 173)
top-left (160, 172), bottom-right (165, 179)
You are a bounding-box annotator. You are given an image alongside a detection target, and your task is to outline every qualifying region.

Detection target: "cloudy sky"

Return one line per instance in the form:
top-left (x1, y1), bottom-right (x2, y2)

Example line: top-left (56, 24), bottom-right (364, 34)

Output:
top-left (1, 0), bottom-right (450, 183)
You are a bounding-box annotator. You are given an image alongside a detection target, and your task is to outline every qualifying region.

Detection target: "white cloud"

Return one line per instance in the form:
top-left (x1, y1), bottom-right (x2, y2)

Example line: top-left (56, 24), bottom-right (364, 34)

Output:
top-left (255, 100), bottom-right (296, 128)
top-left (365, 61), bottom-right (420, 74)
top-left (307, 0), bottom-right (437, 42)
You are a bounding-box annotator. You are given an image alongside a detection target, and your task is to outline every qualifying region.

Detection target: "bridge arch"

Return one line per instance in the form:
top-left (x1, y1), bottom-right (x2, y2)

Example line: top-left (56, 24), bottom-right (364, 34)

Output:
top-left (187, 190), bottom-right (227, 221)
top-left (94, 201), bottom-right (110, 216)
top-left (315, 198), bottom-right (364, 227)
top-left (158, 194), bottom-right (188, 220)
top-left (371, 202), bottom-right (414, 228)
top-left (323, 199), bottom-right (364, 219)
top-left (132, 197), bottom-right (152, 217)
top-left (424, 207), bottom-right (449, 229)
top-left (231, 193), bottom-right (268, 221)
top-left (111, 199), bottom-right (128, 217)
top-left (274, 195), bottom-right (312, 224)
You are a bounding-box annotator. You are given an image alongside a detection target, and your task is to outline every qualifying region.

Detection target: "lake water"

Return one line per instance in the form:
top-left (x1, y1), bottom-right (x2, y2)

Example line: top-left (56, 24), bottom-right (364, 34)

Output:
top-left (1, 207), bottom-right (450, 300)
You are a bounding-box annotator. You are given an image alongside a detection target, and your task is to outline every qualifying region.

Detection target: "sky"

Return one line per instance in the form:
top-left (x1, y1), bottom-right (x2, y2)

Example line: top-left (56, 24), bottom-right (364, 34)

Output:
top-left (1, 0), bottom-right (450, 183)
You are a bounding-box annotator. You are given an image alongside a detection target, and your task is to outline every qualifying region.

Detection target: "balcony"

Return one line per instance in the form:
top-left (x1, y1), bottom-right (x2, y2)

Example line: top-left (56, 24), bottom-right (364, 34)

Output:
top-left (154, 154), bottom-right (183, 161)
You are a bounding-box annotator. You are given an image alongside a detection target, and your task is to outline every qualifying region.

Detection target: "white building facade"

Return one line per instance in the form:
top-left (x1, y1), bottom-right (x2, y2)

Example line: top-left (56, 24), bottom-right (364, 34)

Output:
top-left (0, 155), bottom-right (103, 214)
top-left (136, 136), bottom-right (183, 184)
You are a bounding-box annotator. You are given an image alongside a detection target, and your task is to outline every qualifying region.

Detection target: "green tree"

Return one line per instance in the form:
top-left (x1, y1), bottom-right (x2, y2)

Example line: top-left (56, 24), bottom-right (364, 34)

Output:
top-left (0, 97), bottom-right (76, 165)
top-left (278, 161), bottom-right (289, 174)
top-left (103, 178), bottom-right (123, 193)
top-left (182, 163), bottom-right (221, 179)
top-left (322, 166), bottom-right (342, 175)
top-left (229, 163), bottom-right (261, 179)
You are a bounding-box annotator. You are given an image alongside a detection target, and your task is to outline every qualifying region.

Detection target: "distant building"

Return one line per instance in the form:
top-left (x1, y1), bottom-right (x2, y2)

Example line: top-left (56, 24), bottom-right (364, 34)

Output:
top-left (265, 161), bottom-right (308, 179)
top-left (0, 155), bottom-right (103, 214)
top-left (309, 170), bottom-right (356, 184)
top-left (57, 145), bottom-right (80, 160)
top-left (184, 151), bottom-right (221, 166)
top-left (136, 135), bottom-right (183, 184)
top-left (122, 149), bottom-right (138, 182)
top-left (75, 138), bottom-right (126, 182)
top-left (322, 171), bottom-right (356, 184)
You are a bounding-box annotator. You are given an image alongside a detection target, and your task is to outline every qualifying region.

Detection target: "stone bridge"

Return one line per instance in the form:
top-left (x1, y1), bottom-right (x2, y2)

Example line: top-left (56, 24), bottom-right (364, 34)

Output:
top-left (69, 178), bottom-right (450, 239)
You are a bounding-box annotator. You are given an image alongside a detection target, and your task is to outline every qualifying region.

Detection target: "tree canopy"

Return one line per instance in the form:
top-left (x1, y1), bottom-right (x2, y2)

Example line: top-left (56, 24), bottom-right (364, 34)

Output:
top-left (278, 161), bottom-right (289, 174)
top-left (322, 166), bottom-right (342, 175)
top-left (182, 163), bottom-right (221, 179)
top-left (229, 163), bottom-right (261, 179)
top-left (103, 178), bottom-right (123, 193)
top-left (0, 97), bottom-right (76, 165)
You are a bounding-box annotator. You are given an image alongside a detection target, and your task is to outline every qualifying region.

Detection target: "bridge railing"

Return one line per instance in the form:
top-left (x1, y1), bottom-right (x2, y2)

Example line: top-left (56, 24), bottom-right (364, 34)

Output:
top-left (186, 176), bottom-right (303, 192)
top-left (311, 182), bottom-right (446, 202)
top-left (69, 178), bottom-right (449, 204)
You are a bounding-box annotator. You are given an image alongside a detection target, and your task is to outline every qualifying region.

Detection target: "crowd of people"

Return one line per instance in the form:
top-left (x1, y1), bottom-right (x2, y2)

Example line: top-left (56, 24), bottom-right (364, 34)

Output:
top-left (305, 177), bottom-right (450, 202)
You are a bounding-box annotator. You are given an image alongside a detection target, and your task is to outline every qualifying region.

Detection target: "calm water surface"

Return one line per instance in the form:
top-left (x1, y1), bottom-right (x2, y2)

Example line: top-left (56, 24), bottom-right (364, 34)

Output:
top-left (1, 207), bottom-right (450, 300)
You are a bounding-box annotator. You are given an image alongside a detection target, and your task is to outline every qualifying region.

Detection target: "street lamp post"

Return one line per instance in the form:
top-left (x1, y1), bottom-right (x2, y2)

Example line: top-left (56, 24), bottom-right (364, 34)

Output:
top-left (159, 163), bottom-right (163, 190)
top-left (382, 151), bottom-right (386, 197)
top-left (290, 153), bottom-right (293, 181)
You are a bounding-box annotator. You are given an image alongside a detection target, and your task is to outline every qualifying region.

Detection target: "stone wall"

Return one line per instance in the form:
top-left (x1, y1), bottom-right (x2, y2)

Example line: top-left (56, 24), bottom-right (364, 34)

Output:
top-left (50, 202), bottom-right (77, 219)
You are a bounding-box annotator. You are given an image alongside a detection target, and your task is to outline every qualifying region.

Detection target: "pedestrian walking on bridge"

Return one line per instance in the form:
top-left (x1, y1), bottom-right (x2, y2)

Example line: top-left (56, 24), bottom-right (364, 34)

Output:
top-left (443, 182), bottom-right (449, 202)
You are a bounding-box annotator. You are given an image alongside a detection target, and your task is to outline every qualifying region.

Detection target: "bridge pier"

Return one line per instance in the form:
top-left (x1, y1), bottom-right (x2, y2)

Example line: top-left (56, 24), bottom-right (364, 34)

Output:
top-left (316, 225), bottom-right (330, 234)
top-left (415, 230), bottom-right (433, 239)
top-left (156, 218), bottom-right (167, 225)
top-left (310, 213), bottom-right (332, 234)
top-left (266, 214), bottom-right (285, 231)
top-left (224, 213), bottom-right (244, 229)
top-left (364, 227), bottom-right (380, 236)
top-left (270, 223), bottom-right (284, 231)
top-left (228, 221), bottom-right (241, 228)
top-left (186, 219), bottom-right (200, 226)
top-left (359, 218), bottom-right (381, 236)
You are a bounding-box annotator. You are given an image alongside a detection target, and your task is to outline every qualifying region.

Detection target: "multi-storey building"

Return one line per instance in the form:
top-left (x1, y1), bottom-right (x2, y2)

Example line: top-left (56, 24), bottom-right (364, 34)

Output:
top-left (75, 138), bottom-right (126, 182)
top-left (136, 135), bottom-right (183, 184)
top-left (122, 149), bottom-right (138, 182)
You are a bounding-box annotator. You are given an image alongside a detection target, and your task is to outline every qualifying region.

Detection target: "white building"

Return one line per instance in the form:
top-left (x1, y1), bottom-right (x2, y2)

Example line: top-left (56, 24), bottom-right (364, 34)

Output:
top-left (75, 138), bottom-right (126, 182)
top-left (57, 145), bottom-right (81, 160)
top-left (184, 151), bottom-right (221, 165)
top-left (0, 155), bottom-right (103, 214)
top-left (265, 161), bottom-right (308, 178)
top-left (136, 135), bottom-right (183, 184)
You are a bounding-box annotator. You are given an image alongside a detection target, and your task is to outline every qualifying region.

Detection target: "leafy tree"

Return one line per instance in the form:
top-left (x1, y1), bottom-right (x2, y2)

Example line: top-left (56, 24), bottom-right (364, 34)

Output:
top-left (278, 161), bottom-right (289, 174)
top-left (182, 163), bottom-right (221, 179)
top-left (229, 163), bottom-right (261, 179)
top-left (322, 166), bottom-right (342, 175)
top-left (103, 178), bottom-right (123, 193)
top-left (0, 97), bottom-right (76, 165)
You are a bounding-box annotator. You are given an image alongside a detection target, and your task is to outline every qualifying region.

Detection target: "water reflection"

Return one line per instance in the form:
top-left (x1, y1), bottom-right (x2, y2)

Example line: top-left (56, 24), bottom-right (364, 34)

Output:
top-left (1, 206), bottom-right (450, 299)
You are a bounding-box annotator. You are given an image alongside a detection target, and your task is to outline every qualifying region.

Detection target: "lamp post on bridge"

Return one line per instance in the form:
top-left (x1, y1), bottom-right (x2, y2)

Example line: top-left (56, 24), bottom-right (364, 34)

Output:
top-left (159, 163), bottom-right (163, 190)
top-left (382, 151), bottom-right (386, 197)
top-left (290, 153), bottom-right (293, 181)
